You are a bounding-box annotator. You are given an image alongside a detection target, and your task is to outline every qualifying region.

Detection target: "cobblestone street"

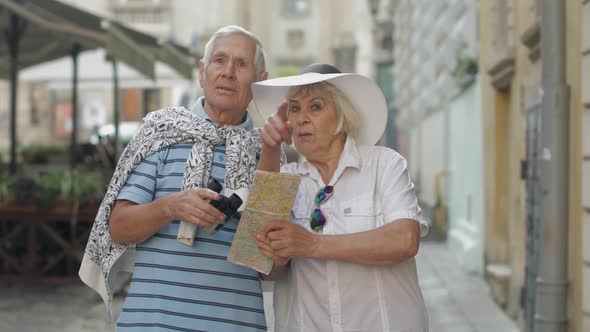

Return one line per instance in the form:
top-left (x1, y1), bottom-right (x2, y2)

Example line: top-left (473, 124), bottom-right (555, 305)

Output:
top-left (0, 241), bottom-right (519, 332)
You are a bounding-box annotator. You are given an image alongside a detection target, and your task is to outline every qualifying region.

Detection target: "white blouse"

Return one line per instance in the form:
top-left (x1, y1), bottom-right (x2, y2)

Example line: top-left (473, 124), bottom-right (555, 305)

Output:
top-left (274, 137), bottom-right (429, 332)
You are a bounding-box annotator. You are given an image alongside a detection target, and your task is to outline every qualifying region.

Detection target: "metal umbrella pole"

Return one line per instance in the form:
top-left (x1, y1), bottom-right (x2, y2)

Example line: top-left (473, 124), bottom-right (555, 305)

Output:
top-left (70, 43), bottom-right (81, 169)
top-left (6, 11), bottom-right (23, 175)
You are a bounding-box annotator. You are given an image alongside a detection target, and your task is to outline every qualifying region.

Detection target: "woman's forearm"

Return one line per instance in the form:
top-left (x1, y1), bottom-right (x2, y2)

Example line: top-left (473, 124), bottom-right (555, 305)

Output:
top-left (257, 144), bottom-right (282, 172)
top-left (311, 219), bottom-right (420, 265)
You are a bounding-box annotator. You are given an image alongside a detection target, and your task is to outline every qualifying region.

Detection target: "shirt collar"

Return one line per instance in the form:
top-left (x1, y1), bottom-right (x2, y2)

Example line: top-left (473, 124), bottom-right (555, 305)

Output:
top-left (295, 136), bottom-right (362, 185)
top-left (189, 96), bottom-right (253, 130)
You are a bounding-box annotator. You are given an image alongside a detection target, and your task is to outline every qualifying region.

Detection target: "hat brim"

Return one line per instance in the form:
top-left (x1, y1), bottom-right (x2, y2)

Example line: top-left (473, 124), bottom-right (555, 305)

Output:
top-left (251, 73), bottom-right (387, 146)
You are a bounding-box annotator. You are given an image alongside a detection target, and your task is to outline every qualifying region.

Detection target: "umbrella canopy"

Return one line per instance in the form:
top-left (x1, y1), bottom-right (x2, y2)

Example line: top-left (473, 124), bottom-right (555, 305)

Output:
top-left (20, 49), bottom-right (186, 86)
top-left (0, 0), bottom-right (198, 173)
top-left (0, 0), bottom-right (197, 80)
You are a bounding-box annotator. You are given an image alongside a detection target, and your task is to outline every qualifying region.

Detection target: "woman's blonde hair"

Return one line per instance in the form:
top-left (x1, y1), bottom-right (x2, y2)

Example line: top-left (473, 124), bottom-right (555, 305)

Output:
top-left (286, 82), bottom-right (360, 138)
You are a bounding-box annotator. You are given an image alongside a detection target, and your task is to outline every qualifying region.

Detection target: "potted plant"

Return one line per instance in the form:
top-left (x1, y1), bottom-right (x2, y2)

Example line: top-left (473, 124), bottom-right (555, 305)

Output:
top-left (20, 145), bottom-right (49, 164)
top-left (451, 55), bottom-right (478, 89)
top-left (0, 175), bottom-right (17, 205)
top-left (11, 176), bottom-right (41, 204)
top-left (20, 145), bottom-right (68, 165)
top-left (39, 171), bottom-right (66, 208)
top-left (60, 170), bottom-right (106, 209)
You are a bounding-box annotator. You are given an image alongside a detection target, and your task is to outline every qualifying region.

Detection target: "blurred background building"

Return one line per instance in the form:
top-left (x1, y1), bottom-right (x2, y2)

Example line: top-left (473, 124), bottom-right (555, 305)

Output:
top-left (478, 2), bottom-right (588, 331)
top-left (1, 0), bottom-right (590, 331)
top-left (392, 0), bottom-right (482, 275)
top-left (392, 0), bottom-right (590, 331)
top-left (0, 0), bottom-right (374, 154)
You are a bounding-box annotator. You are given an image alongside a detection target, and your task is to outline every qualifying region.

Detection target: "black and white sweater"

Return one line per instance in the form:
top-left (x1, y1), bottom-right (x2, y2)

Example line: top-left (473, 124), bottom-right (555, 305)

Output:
top-left (79, 107), bottom-right (268, 315)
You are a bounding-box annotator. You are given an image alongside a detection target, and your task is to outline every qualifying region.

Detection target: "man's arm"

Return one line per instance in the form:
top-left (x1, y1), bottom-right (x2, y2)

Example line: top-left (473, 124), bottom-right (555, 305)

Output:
top-left (109, 188), bottom-right (227, 245)
top-left (261, 218), bottom-right (420, 266)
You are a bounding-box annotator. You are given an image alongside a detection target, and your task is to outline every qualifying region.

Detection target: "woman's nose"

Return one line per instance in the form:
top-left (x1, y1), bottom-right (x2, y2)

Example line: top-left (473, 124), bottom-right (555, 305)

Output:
top-left (295, 113), bottom-right (310, 125)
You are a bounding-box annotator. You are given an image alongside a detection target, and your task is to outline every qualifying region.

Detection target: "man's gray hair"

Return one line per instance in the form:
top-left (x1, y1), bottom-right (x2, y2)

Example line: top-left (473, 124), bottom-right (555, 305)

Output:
top-left (202, 25), bottom-right (266, 79)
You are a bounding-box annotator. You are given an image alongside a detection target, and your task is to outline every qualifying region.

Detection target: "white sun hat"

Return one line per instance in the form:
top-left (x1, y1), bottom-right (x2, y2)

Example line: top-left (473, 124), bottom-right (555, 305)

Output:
top-left (251, 72), bottom-right (388, 146)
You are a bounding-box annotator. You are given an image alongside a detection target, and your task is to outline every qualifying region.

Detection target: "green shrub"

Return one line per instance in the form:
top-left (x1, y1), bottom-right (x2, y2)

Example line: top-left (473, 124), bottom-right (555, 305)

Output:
top-left (39, 171), bottom-right (65, 208)
top-left (452, 56), bottom-right (478, 79)
top-left (20, 145), bottom-right (68, 164)
top-left (276, 65), bottom-right (301, 77)
top-left (451, 56), bottom-right (478, 89)
top-left (0, 176), bottom-right (17, 203)
top-left (59, 170), bottom-right (106, 207)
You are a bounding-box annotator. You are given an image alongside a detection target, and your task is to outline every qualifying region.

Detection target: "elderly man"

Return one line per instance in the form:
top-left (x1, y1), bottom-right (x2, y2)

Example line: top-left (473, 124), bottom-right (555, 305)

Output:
top-left (79, 25), bottom-right (270, 331)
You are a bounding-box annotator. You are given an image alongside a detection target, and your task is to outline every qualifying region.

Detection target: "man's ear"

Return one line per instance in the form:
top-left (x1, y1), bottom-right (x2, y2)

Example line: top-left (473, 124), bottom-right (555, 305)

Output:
top-left (198, 60), bottom-right (205, 88)
top-left (258, 71), bottom-right (268, 81)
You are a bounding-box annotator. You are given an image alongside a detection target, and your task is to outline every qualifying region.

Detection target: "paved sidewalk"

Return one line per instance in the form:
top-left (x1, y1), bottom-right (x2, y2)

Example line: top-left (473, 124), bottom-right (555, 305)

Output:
top-left (0, 241), bottom-right (519, 332)
top-left (417, 241), bottom-right (520, 332)
top-left (0, 283), bottom-right (124, 332)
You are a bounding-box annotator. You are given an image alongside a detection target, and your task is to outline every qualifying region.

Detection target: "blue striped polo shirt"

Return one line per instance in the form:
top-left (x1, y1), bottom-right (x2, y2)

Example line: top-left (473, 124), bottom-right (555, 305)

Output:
top-left (115, 97), bottom-right (266, 332)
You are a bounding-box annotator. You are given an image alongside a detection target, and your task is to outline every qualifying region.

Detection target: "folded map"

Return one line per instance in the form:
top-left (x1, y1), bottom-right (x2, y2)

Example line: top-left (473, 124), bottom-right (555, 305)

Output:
top-left (228, 170), bottom-right (301, 274)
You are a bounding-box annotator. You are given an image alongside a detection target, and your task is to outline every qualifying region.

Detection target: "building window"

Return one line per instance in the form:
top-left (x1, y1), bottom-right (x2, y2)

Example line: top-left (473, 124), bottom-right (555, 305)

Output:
top-left (333, 32), bottom-right (357, 73)
top-left (30, 85), bottom-right (44, 125)
top-left (333, 46), bottom-right (357, 73)
top-left (287, 29), bottom-right (305, 49)
top-left (282, 0), bottom-right (311, 17)
top-left (115, 0), bottom-right (162, 6)
top-left (110, 0), bottom-right (170, 24)
top-left (143, 89), bottom-right (160, 116)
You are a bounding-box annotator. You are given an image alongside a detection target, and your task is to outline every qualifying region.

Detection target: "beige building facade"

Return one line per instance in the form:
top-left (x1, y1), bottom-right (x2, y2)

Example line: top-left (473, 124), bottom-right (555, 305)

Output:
top-left (480, 0), bottom-right (588, 330)
top-left (53, 0), bottom-right (374, 86)
top-left (582, 0), bottom-right (590, 329)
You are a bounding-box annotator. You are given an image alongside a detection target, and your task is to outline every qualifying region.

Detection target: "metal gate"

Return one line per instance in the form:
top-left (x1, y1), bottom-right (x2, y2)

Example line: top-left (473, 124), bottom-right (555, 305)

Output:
top-left (523, 100), bottom-right (542, 332)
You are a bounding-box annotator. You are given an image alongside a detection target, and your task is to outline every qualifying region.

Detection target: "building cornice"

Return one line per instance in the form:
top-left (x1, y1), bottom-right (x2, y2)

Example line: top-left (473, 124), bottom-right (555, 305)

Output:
top-left (486, 50), bottom-right (515, 91)
top-left (521, 21), bottom-right (540, 62)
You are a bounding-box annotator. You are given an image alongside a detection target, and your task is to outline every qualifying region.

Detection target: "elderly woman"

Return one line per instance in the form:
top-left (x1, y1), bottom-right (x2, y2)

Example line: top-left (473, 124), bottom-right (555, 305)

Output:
top-left (252, 64), bottom-right (429, 332)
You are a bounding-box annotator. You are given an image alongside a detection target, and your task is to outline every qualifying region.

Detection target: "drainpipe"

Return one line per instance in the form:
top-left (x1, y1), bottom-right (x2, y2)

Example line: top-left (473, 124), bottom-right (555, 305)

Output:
top-left (534, 0), bottom-right (570, 331)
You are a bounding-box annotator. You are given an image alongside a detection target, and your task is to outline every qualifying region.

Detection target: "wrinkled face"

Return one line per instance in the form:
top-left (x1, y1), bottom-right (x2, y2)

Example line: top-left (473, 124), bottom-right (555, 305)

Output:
top-left (199, 34), bottom-right (258, 115)
top-left (287, 88), bottom-right (345, 158)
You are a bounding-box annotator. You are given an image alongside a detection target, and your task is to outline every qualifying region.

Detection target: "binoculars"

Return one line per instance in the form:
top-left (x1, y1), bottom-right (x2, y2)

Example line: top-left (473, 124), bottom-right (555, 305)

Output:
top-left (206, 179), bottom-right (243, 232)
